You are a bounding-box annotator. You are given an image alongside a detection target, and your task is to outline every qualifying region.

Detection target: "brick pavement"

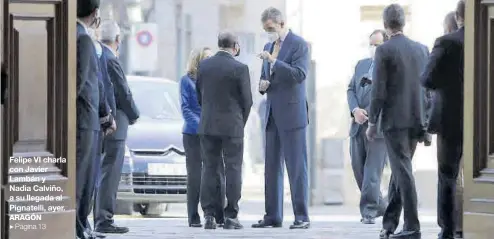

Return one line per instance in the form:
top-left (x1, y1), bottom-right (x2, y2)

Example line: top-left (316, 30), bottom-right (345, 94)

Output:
top-left (103, 218), bottom-right (439, 239)
top-left (100, 201), bottom-right (440, 239)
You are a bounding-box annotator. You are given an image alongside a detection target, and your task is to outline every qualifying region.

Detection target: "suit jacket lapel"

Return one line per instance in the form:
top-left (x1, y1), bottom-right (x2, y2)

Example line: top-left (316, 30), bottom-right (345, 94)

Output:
top-left (361, 60), bottom-right (373, 99)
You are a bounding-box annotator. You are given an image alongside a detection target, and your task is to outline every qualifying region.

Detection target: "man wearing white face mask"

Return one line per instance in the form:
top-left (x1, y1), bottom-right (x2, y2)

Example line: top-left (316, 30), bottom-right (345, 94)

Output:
top-left (346, 29), bottom-right (388, 225)
top-left (254, 7), bottom-right (311, 230)
top-left (94, 20), bottom-right (139, 235)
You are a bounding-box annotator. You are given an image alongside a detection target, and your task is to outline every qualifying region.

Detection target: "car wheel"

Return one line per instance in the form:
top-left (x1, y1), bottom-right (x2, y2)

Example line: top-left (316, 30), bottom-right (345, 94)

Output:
top-left (134, 203), bottom-right (149, 216)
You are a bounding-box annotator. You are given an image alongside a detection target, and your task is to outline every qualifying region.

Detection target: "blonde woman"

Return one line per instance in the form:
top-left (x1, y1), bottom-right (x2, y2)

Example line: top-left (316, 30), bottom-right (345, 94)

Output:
top-left (180, 47), bottom-right (225, 227)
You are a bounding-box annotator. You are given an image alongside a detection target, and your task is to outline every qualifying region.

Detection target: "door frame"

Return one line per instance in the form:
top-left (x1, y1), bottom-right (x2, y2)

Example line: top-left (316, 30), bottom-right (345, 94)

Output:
top-left (1, 1), bottom-right (77, 238)
top-left (463, 0), bottom-right (494, 238)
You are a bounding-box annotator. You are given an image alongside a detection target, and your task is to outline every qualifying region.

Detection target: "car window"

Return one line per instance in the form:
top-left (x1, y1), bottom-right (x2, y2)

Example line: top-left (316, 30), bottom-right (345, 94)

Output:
top-left (128, 80), bottom-right (181, 120)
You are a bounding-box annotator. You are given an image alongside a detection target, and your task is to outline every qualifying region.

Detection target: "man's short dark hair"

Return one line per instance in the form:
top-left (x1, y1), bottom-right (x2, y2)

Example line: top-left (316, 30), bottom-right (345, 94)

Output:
top-left (77, 0), bottom-right (100, 18)
top-left (383, 4), bottom-right (406, 32)
top-left (456, 0), bottom-right (465, 20)
top-left (217, 31), bottom-right (238, 49)
top-left (370, 29), bottom-right (389, 42)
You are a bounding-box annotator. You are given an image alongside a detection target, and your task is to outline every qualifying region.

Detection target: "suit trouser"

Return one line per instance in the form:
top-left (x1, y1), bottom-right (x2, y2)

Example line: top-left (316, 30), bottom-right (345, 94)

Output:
top-left (183, 133), bottom-right (225, 224)
top-left (436, 134), bottom-right (463, 237)
top-left (86, 132), bottom-right (103, 230)
top-left (455, 164), bottom-right (463, 233)
top-left (200, 134), bottom-right (243, 219)
top-left (94, 139), bottom-right (126, 228)
top-left (382, 128), bottom-right (420, 232)
top-left (349, 126), bottom-right (387, 219)
top-left (263, 115), bottom-right (309, 223)
top-left (76, 129), bottom-right (97, 238)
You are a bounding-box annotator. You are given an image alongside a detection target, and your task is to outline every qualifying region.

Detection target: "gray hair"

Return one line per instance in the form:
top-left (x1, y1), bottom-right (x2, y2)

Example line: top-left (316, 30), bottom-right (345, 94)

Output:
top-left (261, 7), bottom-right (284, 23)
top-left (383, 4), bottom-right (405, 32)
top-left (100, 20), bottom-right (120, 42)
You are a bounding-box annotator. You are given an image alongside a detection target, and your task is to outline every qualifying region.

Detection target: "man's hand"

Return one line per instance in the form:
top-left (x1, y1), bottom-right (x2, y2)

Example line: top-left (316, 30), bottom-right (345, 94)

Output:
top-left (366, 124), bottom-right (377, 141)
top-left (259, 79), bottom-right (270, 92)
top-left (353, 108), bottom-right (368, 124)
top-left (258, 51), bottom-right (276, 63)
top-left (105, 118), bottom-right (117, 136)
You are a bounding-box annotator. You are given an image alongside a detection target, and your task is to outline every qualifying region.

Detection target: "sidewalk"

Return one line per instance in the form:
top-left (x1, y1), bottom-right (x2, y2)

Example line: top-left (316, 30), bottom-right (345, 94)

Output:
top-left (102, 201), bottom-right (439, 239)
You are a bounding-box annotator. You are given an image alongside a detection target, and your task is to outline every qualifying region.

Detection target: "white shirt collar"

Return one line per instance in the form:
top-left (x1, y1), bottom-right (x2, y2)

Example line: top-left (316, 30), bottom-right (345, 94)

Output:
top-left (279, 29), bottom-right (289, 42)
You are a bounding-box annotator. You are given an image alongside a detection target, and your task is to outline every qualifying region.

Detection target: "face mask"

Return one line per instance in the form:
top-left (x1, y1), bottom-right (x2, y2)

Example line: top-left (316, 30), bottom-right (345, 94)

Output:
top-left (267, 32), bottom-right (279, 42)
top-left (368, 45), bottom-right (376, 59)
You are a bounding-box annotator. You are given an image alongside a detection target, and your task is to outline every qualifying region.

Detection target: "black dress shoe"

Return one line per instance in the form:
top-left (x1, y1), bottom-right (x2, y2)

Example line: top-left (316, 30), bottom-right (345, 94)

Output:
top-left (380, 229), bottom-right (393, 239)
top-left (216, 218), bottom-right (224, 227)
top-left (189, 223), bottom-right (202, 228)
top-left (223, 218), bottom-right (243, 229)
top-left (438, 230), bottom-right (454, 239)
top-left (289, 220), bottom-right (310, 229)
top-left (360, 217), bottom-right (376, 224)
top-left (455, 231), bottom-right (463, 239)
top-left (252, 219), bottom-right (282, 228)
top-left (95, 224), bottom-right (129, 234)
top-left (204, 216), bottom-right (217, 230)
top-left (390, 230), bottom-right (421, 238)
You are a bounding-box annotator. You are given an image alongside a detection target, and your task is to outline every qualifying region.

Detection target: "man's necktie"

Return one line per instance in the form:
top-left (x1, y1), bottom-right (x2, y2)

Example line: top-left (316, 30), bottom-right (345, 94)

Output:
top-left (270, 40), bottom-right (281, 75)
top-left (271, 40), bottom-right (281, 59)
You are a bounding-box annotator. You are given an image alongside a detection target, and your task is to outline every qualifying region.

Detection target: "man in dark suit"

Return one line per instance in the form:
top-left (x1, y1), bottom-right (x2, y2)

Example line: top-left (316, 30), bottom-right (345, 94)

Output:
top-left (196, 31), bottom-right (252, 230)
top-left (252, 7), bottom-right (310, 230)
top-left (421, 2), bottom-right (465, 238)
top-left (347, 29), bottom-right (389, 225)
top-left (76, 1), bottom-right (114, 238)
top-left (366, 4), bottom-right (430, 239)
top-left (89, 25), bottom-right (116, 235)
top-left (76, 0), bottom-right (114, 238)
top-left (94, 20), bottom-right (139, 235)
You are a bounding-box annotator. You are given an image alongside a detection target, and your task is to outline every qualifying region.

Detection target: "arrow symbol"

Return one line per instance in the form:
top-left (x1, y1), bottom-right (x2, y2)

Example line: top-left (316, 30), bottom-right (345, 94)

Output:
top-left (9, 225), bottom-right (13, 229)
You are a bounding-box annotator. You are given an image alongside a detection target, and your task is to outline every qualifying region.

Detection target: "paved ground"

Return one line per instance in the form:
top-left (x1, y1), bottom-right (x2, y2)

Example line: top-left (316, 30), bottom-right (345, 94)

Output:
top-left (98, 200), bottom-right (440, 239)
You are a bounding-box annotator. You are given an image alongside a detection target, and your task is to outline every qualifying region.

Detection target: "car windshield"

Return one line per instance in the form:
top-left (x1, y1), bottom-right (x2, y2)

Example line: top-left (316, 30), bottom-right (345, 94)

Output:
top-left (128, 79), bottom-right (181, 120)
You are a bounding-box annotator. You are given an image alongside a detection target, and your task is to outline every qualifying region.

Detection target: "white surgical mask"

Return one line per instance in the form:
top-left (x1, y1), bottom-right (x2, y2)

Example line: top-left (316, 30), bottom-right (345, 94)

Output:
top-left (368, 45), bottom-right (376, 59)
top-left (267, 32), bottom-right (279, 42)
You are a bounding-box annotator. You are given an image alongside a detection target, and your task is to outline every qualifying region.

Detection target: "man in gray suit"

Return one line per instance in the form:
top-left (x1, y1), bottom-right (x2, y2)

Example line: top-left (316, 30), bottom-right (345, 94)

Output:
top-left (94, 20), bottom-right (140, 234)
top-left (366, 4), bottom-right (429, 239)
top-left (347, 29), bottom-right (388, 225)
